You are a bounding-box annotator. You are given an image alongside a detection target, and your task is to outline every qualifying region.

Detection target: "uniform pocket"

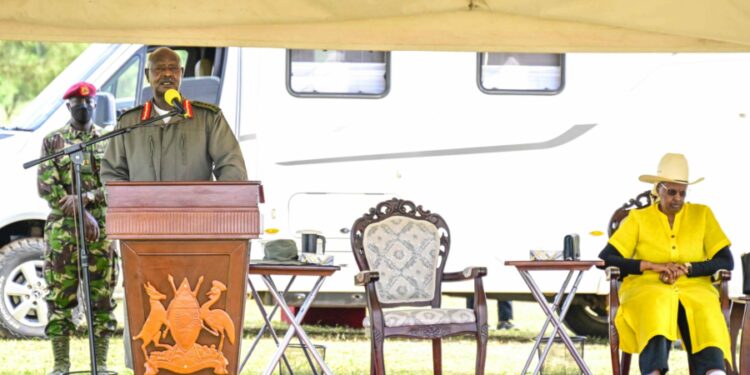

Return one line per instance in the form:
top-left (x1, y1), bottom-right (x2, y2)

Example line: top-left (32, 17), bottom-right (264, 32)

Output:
top-left (80, 151), bottom-right (94, 174)
top-left (55, 156), bottom-right (73, 188)
top-left (56, 155), bottom-right (72, 169)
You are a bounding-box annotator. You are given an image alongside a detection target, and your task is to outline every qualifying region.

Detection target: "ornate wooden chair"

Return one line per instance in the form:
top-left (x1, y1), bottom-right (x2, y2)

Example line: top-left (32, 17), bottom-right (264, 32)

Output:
top-left (350, 198), bottom-right (488, 375)
top-left (605, 190), bottom-right (737, 375)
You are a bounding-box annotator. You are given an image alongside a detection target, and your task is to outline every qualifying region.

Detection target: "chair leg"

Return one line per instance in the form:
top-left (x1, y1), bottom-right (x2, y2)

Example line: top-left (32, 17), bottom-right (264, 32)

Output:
top-left (729, 302), bottom-right (744, 375)
top-left (610, 301), bottom-right (622, 375)
top-left (371, 331), bottom-right (385, 375)
top-left (725, 359), bottom-right (736, 375)
top-left (621, 352), bottom-right (631, 375)
top-left (432, 338), bottom-right (442, 375)
top-left (610, 337), bottom-right (620, 375)
top-left (741, 302), bottom-right (750, 375)
top-left (476, 330), bottom-right (487, 375)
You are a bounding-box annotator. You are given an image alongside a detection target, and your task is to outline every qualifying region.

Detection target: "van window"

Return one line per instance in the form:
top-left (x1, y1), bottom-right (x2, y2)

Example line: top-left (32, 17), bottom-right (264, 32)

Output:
top-left (100, 55), bottom-right (142, 114)
top-left (287, 49), bottom-right (389, 98)
top-left (477, 53), bottom-right (565, 95)
top-left (175, 50), bottom-right (189, 70)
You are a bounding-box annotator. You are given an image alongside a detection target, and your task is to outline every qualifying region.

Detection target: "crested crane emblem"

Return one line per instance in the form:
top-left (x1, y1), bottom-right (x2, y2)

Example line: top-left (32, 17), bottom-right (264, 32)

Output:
top-left (134, 274), bottom-right (236, 375)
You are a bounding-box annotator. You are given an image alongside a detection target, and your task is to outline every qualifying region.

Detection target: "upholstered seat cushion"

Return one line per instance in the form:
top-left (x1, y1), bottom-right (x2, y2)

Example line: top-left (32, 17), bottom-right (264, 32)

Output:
top-left (363, 308), bottom-right (476, 328)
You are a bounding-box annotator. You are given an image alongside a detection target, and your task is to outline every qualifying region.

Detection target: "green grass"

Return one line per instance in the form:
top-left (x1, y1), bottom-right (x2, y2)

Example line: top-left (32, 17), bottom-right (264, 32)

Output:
top-left (0, 298), bottom-right (692, 374)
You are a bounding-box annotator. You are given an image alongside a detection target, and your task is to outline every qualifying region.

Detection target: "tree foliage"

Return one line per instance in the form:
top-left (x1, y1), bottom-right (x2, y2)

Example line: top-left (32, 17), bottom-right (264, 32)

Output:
top-left (0, 41), bottom-right (88, 123)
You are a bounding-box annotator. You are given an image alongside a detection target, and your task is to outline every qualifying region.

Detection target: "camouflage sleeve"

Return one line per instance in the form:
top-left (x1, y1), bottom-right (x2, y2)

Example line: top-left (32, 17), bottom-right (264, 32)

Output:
top-left (207, 111), bottom-right (248, 181)
top-left (100, 121), bottom-right (130, 182)
top-left (89, 130), bottom-right (110, 205)
top-left (37, 135), bottom-right (67, 210)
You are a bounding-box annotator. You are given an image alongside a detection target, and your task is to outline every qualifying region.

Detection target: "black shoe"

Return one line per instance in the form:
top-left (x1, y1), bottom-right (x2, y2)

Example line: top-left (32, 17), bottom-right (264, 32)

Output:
top-left (497, 321), bottom-right (514, 330)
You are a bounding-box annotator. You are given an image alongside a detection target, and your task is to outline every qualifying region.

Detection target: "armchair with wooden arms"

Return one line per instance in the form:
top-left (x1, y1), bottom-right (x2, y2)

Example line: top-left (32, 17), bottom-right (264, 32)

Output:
top-left (350, 198), bottom-right (489, 375)
top-left (605, 190), bottom-right (737, 375)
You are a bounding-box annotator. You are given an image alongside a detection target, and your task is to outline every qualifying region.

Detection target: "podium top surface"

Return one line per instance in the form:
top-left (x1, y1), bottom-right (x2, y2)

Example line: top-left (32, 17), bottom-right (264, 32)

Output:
top-left (106, 181), bottom-right (263, 208)
top-left (106, 181), bottom-right (262, 239)
top-left (106, 181), bottom-right (262, 187)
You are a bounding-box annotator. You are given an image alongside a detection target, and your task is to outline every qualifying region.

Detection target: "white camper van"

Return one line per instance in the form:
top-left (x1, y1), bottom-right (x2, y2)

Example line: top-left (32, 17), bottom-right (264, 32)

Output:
top-left (0, 44), bottom-right (748, 339)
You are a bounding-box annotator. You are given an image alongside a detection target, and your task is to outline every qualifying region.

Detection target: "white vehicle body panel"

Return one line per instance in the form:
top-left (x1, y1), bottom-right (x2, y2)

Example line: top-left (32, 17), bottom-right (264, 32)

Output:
top-left (1, 45), bottom-right (748, 306)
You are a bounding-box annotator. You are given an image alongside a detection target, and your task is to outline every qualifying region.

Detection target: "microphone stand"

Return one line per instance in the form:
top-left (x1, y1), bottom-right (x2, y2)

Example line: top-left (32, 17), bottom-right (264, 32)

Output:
top-left (23, 110), bottom-right (180, 375)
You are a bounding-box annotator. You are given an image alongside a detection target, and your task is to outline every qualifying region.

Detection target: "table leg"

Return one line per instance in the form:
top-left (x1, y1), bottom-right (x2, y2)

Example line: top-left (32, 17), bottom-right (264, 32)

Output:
top-left (262, 275), bottom-right (334, 375)
top-left (266, 277), bottom-right (319, 375)
top-left (740, 301), bottom-right (750, 375)
top-left (522, 270), bottom-right (592, 375)
top-left (530, 270), bottom-right (586, 375)
top-left (520, 270), bottom-right (574, 375)
top-left (240, 275), bottom-right (295, 374)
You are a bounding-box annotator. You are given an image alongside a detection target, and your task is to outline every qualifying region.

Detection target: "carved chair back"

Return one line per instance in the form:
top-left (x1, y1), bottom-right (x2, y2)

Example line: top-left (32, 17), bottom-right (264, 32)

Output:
top-left (351, 198), bottom-right (450, 309)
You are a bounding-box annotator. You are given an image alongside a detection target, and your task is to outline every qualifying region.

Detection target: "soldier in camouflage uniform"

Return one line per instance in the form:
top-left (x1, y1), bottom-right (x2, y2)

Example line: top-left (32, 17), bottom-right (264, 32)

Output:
top-left (38, 82), bottom-right (118, 374)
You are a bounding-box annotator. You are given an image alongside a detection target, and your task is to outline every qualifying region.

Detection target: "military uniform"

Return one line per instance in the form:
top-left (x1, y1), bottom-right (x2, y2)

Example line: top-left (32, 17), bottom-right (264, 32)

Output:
top-left (37, 82), bottom-right (117, 373)
top-left (38, 123), bottom-right (118, 339)
top-left (100, 99), bottom-right (247, 182)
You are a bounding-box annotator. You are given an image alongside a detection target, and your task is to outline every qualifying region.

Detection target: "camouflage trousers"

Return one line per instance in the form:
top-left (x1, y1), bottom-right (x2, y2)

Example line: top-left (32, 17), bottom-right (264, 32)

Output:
top-left (43, 217), bottom-right (118, 338)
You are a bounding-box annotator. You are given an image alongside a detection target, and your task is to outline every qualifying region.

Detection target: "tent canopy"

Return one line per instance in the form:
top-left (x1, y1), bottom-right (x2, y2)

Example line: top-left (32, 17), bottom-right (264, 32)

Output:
top-left (2, 0), bottom-right (749, 52)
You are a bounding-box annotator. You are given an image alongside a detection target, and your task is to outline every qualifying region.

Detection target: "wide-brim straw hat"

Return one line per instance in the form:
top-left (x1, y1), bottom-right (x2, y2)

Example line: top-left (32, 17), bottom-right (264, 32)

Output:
top-left (639, 153), bottom-right (704, 185)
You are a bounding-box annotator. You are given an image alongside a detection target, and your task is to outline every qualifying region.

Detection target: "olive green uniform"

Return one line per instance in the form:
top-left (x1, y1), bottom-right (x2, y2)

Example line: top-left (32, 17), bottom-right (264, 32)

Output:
top-left (100, 99), bottom-right (247, 182)
top-left (37, 123), bottom-right (119, 365)
top-left (99, 99), bottom-right (246, 371)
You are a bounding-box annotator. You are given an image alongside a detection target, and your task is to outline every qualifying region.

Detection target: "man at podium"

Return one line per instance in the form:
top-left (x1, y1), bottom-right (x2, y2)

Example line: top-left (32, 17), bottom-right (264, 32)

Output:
top-left (99, 47), bottom-right (249, 373)
top-left (101, 47), bottom-right (247, 182)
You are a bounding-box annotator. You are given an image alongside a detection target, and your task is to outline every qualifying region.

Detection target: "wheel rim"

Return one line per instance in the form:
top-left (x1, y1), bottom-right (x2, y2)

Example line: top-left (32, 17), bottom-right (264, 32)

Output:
top-left (2, 259), bottom-right (48, 329)
top-left (582, 304), bottom-right (608, 324)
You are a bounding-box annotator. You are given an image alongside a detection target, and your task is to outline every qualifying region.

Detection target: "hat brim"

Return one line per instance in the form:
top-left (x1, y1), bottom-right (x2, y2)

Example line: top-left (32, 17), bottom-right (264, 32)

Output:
top-left (638, 175), bottom-right (704, 185)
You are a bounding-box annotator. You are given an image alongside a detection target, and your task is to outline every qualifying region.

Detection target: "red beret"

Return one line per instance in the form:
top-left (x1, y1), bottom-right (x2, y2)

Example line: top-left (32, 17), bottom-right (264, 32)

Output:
top-left (62, 82), bottom-right (96, 100)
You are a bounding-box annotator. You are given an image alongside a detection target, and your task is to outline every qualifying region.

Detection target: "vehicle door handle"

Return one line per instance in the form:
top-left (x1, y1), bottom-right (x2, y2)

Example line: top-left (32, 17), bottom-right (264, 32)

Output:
top-left (340, 228), bottom-right (350, 234)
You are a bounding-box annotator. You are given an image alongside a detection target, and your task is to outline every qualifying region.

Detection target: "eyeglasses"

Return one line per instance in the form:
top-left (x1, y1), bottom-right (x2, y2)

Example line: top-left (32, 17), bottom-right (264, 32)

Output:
top-left (659, 184), bottom-right (687, 198)
top-left (151, 65), bottom-right (181, 75)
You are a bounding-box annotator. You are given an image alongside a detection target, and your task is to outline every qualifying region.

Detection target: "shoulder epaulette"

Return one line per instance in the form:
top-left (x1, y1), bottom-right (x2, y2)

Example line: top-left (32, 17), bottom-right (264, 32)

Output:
top-left (191, 101), bottom-right (221, 114)
top-left (117, 104), bottom-right (145, 121)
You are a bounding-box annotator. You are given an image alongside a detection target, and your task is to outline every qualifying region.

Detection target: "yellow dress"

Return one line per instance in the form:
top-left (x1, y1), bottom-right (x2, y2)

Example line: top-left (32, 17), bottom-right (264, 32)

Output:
top-left (608, 203), bottom-right (731, 363)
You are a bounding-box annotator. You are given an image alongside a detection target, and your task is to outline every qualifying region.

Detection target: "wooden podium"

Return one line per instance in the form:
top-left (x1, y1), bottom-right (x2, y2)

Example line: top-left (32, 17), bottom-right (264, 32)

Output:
top-left (106, 181), bottom-right (262, 375)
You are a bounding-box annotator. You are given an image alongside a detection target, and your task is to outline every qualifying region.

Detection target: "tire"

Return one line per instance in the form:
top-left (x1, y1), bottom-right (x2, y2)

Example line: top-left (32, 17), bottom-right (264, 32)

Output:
top-left (0, 238), bottom-right (87, 338)
top-left (0, 238), bottom-right (48, 338)
top-left (563, 296), bottom-right (609, 338)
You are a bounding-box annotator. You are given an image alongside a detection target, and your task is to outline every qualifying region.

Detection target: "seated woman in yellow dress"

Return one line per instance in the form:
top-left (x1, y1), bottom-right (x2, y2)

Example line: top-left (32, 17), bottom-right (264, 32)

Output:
top-left (599, 153), bottom-right (733, 375)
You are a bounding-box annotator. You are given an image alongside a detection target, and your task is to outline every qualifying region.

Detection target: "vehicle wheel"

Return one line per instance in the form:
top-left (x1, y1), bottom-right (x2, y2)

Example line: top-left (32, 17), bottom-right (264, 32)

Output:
top-left (0, 238), bottom-right (88, 338)
top-left (563, 296), bottom-right (609, 338)
top-left (0, 238), bottom-right (48, 338)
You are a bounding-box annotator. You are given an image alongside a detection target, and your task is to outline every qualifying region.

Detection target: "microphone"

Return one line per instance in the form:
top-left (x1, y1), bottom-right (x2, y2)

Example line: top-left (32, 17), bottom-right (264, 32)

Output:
top-left (164, 89), bottom-right (186, 115)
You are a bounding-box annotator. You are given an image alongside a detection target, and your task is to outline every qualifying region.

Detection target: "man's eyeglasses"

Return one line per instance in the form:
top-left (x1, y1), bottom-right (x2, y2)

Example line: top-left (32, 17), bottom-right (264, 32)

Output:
top-left (659, 184), bottom-right (687, 198)
top-left (151, 65), bottom-right (181, 75)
